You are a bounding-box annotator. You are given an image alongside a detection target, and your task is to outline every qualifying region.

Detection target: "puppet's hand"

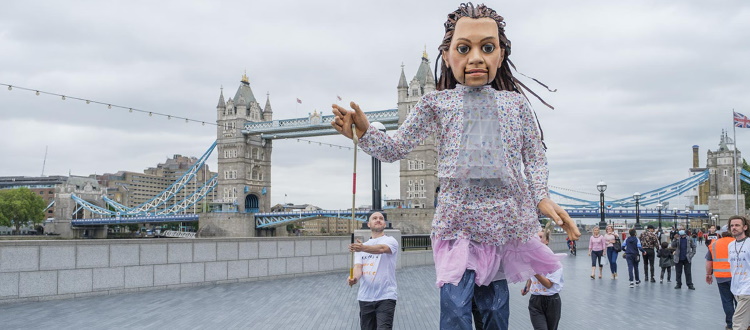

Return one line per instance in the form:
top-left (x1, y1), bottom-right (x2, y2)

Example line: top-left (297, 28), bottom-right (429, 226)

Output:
top-left (538, 198), bottom-right (581, 241)
top-left (332, 102), bottom-right (370, 139)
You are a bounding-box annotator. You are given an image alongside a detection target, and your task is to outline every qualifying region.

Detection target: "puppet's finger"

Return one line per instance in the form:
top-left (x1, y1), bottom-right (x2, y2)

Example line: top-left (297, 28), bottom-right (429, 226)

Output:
top-left (350, 102), bottom-right (364, 114)
top-left (332, 104), bottom-right (350, 116)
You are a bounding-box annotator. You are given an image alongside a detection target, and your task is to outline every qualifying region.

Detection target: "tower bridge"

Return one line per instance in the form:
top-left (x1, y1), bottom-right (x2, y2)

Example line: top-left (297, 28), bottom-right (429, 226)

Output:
top-left (61, 53), bottom-right (745, 237)
top-left (242, 109), bottom-right (399, 139)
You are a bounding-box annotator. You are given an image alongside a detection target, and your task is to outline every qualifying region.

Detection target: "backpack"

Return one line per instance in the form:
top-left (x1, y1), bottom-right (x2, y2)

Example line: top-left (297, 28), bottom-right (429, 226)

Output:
top-left (613, 235), bottom-right (622, 252)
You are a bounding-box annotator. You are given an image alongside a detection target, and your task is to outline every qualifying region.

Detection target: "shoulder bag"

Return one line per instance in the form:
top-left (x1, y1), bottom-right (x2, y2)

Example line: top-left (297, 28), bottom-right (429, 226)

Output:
top-left (613, 235), bottom-right (622, 252)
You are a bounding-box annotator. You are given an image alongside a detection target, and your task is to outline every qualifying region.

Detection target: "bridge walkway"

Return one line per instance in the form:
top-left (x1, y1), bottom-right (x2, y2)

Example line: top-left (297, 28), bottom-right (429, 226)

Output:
top-left (0, 243), bottom-right (723, 329)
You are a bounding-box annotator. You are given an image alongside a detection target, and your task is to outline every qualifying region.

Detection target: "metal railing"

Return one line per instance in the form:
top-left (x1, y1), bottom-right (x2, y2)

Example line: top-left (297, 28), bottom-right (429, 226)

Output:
top-left (402, 234), bottom-right (431, 251)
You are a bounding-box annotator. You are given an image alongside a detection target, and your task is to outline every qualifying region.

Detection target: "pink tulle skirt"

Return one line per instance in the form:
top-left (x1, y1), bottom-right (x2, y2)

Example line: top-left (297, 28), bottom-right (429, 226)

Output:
top-left (433, 236), bottom-right (565, 287)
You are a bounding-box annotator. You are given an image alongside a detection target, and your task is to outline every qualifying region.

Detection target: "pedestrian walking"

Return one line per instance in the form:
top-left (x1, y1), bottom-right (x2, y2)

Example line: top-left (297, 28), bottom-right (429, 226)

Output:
top-left (671, 229), bottom-right (696, 290)
top-left (589, 227), bottom-right (606, 279)
top-left (566, 237), bottom-right (576, 256)
top-left (604, 225), bottom-right (619, 279)
top-left (706, 231), bottom-right (736, 330)
top-left (639, 225), bottom-right (659, 282)
top-left (706, 225), bottom-right (719, 247)
top-left (622, 229), bottom-right (644, 288)
top-left (657, 241), bottom-right (674, 283)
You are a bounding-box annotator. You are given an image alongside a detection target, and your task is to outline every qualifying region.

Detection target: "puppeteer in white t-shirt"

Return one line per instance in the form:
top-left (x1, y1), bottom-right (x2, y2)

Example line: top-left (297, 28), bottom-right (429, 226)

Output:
top-left (729, 238), bottom-right (750, 295)
top-left (355, 235), bottom-right (399, 302)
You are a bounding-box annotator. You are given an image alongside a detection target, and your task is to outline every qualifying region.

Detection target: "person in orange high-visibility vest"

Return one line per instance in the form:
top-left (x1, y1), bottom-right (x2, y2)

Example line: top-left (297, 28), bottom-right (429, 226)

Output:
top-left (706, 231), bottom-right (736, 330)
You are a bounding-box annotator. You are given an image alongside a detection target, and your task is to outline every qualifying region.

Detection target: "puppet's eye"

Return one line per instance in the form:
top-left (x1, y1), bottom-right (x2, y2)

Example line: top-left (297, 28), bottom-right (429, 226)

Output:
top-left (482, 43), bottom-right (496, 53)
top-left (456, 45), bottom-right (469, 54)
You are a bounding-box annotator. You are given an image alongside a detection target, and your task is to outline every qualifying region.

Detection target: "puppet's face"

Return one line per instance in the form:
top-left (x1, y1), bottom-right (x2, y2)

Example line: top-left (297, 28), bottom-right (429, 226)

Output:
top-left (443, 17), bottom-right (504, 87)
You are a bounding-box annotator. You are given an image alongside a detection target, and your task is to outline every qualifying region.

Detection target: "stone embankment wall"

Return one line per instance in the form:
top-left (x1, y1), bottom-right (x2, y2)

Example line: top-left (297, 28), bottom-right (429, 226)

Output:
top-left (0, 236), bottom-right (433, 304)
top-left (550, 232), bottom-right (592, 253)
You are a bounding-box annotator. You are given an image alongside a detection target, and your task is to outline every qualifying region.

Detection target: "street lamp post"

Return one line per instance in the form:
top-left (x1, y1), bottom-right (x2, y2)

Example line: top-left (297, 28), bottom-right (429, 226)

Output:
top-left (685, 208), bottom-right (690, 231)
top-left (657, 203), bottom-right (663, 231)
top-left (368, 122), bottom-right (387, 229)
top-left (597, 181), bottom-right (607, 230)
top-left (633, 192), bottom-right (642, 229)
top-left (673, 208), bottom-right (678, 229)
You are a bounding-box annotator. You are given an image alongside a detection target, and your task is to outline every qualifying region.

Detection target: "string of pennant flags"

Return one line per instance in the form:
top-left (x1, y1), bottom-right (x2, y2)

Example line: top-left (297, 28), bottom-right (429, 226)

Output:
top-left (3, 82), bottom-right (350, 128)
top-left (2, 82), bottom-right (218, 126)
top-left (2, 81), bottom-right (371, 152)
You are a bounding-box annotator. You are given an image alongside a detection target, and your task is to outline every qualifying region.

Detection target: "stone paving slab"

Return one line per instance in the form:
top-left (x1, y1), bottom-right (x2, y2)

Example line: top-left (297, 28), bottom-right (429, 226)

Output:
top-left (0, 243), bottom-right (726, 329)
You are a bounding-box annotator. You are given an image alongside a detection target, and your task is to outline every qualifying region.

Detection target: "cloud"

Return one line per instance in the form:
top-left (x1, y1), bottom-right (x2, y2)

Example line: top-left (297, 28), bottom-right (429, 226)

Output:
top-left (1, 0), bottom-right (748, 212)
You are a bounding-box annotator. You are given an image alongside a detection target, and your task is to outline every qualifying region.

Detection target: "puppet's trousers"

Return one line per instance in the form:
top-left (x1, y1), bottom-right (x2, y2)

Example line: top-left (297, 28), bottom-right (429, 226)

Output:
top-left (439, 270), bottom-right (509, 330)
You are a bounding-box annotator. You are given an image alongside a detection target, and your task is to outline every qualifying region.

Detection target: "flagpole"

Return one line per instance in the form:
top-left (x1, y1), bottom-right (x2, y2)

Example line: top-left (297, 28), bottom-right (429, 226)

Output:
top-left (734, 109), bottom-right (740, 215)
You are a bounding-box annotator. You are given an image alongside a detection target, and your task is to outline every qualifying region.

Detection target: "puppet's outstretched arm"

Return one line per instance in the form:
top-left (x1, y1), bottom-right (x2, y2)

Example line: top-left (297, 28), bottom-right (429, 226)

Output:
top-left (538, 198), bottom-right (581, 241)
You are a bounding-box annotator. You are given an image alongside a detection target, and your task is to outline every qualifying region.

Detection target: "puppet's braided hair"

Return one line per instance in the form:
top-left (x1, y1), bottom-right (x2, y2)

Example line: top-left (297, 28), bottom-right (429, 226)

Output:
top-left (542, 220), bottom-right (554, 243)
top-left (435, 2), bottom-right (556, 110)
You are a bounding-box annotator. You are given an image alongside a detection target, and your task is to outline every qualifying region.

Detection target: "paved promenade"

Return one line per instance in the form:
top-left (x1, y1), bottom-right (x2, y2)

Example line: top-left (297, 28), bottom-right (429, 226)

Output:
top-left (0, 242), bottom-right (725, 329)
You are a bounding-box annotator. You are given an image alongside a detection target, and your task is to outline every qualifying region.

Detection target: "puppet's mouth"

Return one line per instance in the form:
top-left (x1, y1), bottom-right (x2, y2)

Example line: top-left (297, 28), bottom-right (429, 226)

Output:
top-left (465, 69), bottom-right (488, 75)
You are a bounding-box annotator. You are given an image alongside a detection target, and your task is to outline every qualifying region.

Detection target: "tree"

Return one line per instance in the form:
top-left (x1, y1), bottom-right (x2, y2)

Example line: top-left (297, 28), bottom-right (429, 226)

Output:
top-left (127, 224), bottom-right (140, 233)
top-left (0, 188), bottom-right (46, 235)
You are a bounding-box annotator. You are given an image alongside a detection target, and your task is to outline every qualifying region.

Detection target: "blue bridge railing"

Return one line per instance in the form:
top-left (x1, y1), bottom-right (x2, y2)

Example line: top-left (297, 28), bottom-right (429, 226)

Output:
top-left (71, 214), bottom-right (199, 226)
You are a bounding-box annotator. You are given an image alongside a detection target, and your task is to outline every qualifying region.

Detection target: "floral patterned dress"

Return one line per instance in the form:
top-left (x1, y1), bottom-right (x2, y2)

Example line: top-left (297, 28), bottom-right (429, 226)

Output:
top-left (358, 84), bottom-right (563, 287)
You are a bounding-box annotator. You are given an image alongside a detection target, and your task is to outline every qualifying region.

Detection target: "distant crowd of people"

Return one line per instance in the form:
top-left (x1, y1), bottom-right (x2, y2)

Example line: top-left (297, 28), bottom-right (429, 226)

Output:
top-left (587, 224), bottom-right (669, 287)
top-left (347, 212), bottom-right (750, 330)
top-left (585, 218), bottom-right (750, 330)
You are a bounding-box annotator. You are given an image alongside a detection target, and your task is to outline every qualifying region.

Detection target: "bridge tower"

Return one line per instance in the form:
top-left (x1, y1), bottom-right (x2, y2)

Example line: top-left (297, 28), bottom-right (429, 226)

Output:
top-left (397, 50), bottom-right (438, 209)
top-left (214, 74), bottom-right (273, 215)
top-left (689, 145), bottom-right (709, 206)
top-left (707, 130), bottom-right (745, 224)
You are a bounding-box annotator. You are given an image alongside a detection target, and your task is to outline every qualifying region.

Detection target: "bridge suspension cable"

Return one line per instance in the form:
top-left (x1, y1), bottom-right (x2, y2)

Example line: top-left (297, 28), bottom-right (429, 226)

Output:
top-left (71, 142), bottom-right (218, 217)
top-left (550, 170), bottom-right (710, 209)
top-left (740, 168), bottom-right (750, 185)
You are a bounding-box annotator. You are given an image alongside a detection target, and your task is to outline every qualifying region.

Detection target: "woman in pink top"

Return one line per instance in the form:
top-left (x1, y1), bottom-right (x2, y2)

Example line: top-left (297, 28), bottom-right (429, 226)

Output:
top-left (588, 227), bottom-right (607, 279)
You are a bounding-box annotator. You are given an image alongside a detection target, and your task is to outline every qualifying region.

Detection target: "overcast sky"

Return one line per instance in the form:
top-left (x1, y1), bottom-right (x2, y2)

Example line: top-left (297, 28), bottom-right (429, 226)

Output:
top-left (1, 0), bottom-right (748, 211)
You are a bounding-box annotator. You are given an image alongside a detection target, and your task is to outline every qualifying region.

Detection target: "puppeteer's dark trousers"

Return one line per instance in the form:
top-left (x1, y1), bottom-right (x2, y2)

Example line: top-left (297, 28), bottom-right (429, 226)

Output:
top-left (718, 280), bottom-right (736, 328)
top-left (642, 248), bottom-right (655, 279)
top-left (440, 270), bottom-right (509, 330)
top-left (359, 299), bottom-right (396, 330)
top-left (528, 293), bottom-right (561, 330)
top-left (675, 259), bottom-right (693, 287)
